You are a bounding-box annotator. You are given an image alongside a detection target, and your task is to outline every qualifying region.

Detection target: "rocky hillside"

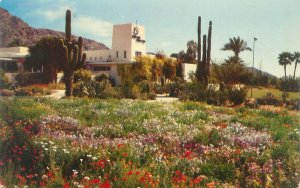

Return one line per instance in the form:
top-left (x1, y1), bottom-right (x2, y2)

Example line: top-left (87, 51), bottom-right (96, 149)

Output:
top-left (0, 8), bottom-right (108, 50)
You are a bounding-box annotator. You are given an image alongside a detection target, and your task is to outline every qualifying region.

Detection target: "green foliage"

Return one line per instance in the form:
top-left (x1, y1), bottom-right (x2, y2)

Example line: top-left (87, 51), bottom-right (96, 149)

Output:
top-left (228, 86), bottom-right (248, 105)
top-left (94, 74), bottom-right (108, 82)
top-left (221, 36), bottom-right (251, 57)
top-left (256, 92), bottom-right (283, 106)
top-left (0, 98), bottom-right (55, 121)
top-left (279, 76), bottom-right (300, 92)
top-left (24, 36), bottom-right (61, 83)
top-left (74, 68), bottom-right (92, 83)
top-left (15, 71), bottom-right (30, 86)
top-left (211, 60), bottom-right (251, 85)
top-left (0, 69), bottom-right (10, 89)
top-left (278, 52), bottom-right (293, 81)
top-left (15, 86), bottom-right (51, 96)
top-left (73, 80), bottom-right (116, 99)
top-left (200, 157), bottom-right (236, 182)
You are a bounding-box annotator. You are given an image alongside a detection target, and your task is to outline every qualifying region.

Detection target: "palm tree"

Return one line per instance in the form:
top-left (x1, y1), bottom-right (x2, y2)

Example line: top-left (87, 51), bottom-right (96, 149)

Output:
top-left (278, 52), bottom-right (293, 81)
top-left (292, 52), bottom-right (300, 80)
top-left (221, 37), bottom-right (252, 57)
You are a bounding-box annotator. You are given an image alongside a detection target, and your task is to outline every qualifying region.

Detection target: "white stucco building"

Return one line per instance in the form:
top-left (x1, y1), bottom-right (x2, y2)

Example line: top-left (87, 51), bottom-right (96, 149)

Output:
top-left (84, 23), bottom-right (146, 85)
top-left (0, 47), bottom-right (28, 72)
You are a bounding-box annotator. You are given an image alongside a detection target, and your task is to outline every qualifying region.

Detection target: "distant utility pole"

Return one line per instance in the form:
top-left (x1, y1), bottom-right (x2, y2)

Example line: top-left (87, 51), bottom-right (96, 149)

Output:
top-left (251, 37), bottom-right (257, 98)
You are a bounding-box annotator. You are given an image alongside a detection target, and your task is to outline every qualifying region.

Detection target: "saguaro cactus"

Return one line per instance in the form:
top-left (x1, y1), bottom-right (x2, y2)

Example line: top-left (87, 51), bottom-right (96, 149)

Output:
top-left (59, 10), bottom-right (86, 96)
top-left (207, 21), bottom-right (212, 76)
top-left (196, 16), bottom-right (202, 81)
top-left (195, 16), bottom-right (212, 88)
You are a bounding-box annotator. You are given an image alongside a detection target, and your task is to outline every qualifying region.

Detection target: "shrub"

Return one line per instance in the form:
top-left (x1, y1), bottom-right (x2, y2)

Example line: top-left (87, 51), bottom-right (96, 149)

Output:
top-left (152, 82), bottom-right (166, 94)
top-left (120, 84), bottom-right (140, 99)
top-left (179, 82), bottom-right (225, 105)
top-left (138, 80), bottom-right (152, 93)
top-left (287, 99), bottom-right (300, 110)
top-left (0, 70), bottom-right (10, 89)
top-left (228, 87), bottom-right (248, 105)
top-left (15, 71), bottom-right (30, 86)
top-left (47, 83), bottom-right (65, 90)
top-left (74, 68), bottom-right (92, 83)
top-left (279, 77), bottom-right (300, 92)
top-left (179, 82), bottom-right (206, 101)
top-left (15, 86), bottom-right (51, 96)
top-left (94, 74), bottom-right (108, 82)
top-left (14, 87), bottom-right (33, 96)
top-left (73, 80), bottom-right (117, 99)
top-left (0, 89), bottom-right (14, 96)
top-left (256, 93), bottom-right (283, 106)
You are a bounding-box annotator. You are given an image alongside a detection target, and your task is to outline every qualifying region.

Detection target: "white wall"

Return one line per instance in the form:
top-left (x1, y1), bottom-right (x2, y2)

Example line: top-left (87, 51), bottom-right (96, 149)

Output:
top-left (112, 24), bottom-right (133, 62)
top-left (84, 50), bottom-right (112, 62)
top-left (182, 63), bottom-right (197, 81)
top-left (0, 47), bottom-right (29, 58)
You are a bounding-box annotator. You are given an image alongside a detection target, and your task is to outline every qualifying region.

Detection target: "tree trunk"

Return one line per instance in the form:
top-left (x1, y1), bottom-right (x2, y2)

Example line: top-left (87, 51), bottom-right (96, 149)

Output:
top-left (284, 65), bottom-right (287, 92)
top-left (64, 71), bottom-right (74, 96)
top-left (293, 59), bottom-right (298, 80)
top-left (284, 65), bottom-right (287, 81)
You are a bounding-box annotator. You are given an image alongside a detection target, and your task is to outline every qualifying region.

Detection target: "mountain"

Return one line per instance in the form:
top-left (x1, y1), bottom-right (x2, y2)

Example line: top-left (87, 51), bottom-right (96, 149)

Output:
top-left (0, 8), bottom-right (108, 50)
top-left (246, 67), bottom-right (277, 79)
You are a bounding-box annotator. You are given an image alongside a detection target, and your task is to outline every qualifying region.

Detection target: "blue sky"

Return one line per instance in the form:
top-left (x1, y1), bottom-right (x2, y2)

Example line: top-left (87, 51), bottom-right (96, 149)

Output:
top-left (1, 0), bottom-right (300, 77)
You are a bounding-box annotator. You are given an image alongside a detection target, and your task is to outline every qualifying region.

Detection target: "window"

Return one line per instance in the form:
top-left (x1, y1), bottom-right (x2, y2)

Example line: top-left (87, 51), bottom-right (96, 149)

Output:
top-left (107, 55), bottom-right (112, 62)
top-left (124, 51), bottom-right (127, 58)
top-left (95, 57), bottom-right (97, 61)
top-left (99, 56), bottom-right (102, 61)
top-left (116, 51), bottom-right (119, 58)
top-left (135, 51), bottom-right (142, 57)
top-left (93, 66), bottom-right (111, 71)
top-left (89, 57), bottom-right (92, 60)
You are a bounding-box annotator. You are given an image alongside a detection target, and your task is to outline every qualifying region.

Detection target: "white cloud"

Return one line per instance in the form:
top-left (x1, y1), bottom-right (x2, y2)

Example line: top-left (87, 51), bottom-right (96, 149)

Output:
top-left (32, 6), bottom-right (74, 21)
top-left (73, 16), bottom-right (113, 41)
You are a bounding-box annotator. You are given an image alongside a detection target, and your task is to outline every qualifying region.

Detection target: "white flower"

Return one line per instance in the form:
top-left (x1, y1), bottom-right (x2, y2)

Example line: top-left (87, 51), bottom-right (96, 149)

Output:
top-left (86, 154), bottom-right (92, 158)
top-left (83, 176), bottom-right (90, 181)
top-left (92, 157), bottom-right (97, 161)
top-left (80, 159), bottom-right (83, 163)
top-left (42, 174), bottom-right (48, 180)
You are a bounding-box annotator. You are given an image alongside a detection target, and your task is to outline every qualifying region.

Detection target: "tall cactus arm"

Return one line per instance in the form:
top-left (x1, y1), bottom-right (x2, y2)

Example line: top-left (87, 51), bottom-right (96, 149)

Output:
top-left (202, 35), bottom-right (207, 71)
top-left (65, 10), bottom-right (72, 42)
top-left (77, 53), bottom-right (86, 69)
top-left (78, 37), bottom-right (83, 61)
top-left (72, 45), bottom-right (78, 69)
top-left (58, 39), bottom-right (69, 72)
top-left (207, 21), bottom-right (212, 76)
top-left (198, 16), bottom-right (201, 63)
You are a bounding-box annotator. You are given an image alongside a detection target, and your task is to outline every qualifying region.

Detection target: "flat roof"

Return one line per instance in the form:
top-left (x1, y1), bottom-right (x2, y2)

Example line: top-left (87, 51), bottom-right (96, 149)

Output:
top-left (85, 61), bottom-right (136, 65)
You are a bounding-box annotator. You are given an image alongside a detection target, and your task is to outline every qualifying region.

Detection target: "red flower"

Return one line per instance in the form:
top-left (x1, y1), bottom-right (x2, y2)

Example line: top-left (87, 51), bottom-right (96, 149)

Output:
top-left (94, 159), bottom-right (106, 169)
top-left (63, 183), bottom-right (70, 188)
top-left (39, 181), bottom-right (46, 187)
top-left (182, 150), bottom-right (192, 160)
top-left (117, 143), bottom-right (125, 148)
top-left (90, 178), bottom-right (101, 185)
top-left (0, 161), bottom-right (4, 166)
top-left (206, 181), bottom-right (216, 188)
top-left (99, 179), bottom-right (111, 188)
top-left (127, 171), bottom-right (133, 175)
top-left (192, 176), bottom-right (205, 184)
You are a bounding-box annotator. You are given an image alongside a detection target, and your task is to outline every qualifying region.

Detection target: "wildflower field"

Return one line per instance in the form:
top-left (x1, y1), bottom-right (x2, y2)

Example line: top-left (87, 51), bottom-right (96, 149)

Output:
top-left (0, 97), bottom-right (299, 187)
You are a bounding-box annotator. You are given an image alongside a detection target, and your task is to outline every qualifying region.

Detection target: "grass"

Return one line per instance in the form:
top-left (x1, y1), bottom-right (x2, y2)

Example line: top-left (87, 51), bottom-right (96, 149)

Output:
top-left (247, 87), bottom-right (300, 99)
